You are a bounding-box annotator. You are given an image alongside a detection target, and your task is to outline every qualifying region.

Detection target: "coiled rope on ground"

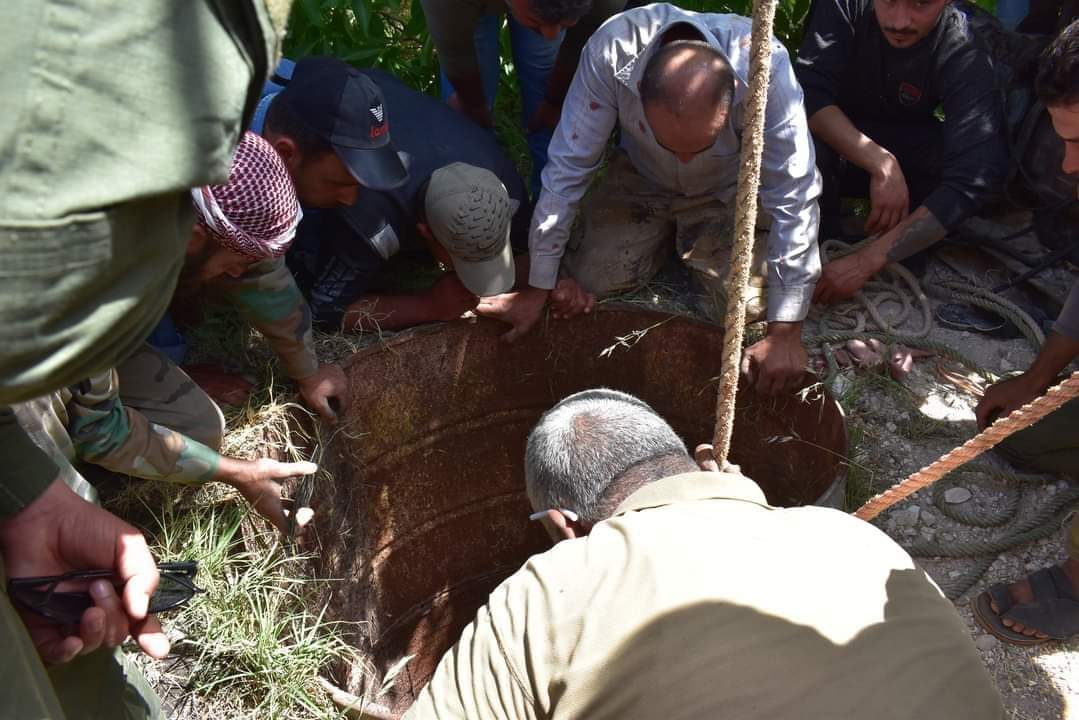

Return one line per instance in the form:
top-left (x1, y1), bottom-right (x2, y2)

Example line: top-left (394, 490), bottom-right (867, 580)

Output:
top-left (809, 239), bottom-right (1046, 387)
top-left (810, 239), bottom-right (1079, 599)
top-left (901, 464), bottom-right (1079, 599)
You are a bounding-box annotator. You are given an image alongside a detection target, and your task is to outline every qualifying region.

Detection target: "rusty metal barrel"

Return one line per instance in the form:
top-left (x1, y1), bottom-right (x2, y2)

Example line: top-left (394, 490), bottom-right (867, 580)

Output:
top-left (310, 308), bottom-right (847, 715)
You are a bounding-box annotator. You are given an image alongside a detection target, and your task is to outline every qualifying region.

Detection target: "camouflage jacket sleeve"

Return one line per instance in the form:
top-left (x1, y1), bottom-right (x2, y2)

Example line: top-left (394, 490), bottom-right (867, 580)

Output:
top-left (66, 370), bottom-right (220, 485)
top-left (218, 257), bottom-right (320, 380)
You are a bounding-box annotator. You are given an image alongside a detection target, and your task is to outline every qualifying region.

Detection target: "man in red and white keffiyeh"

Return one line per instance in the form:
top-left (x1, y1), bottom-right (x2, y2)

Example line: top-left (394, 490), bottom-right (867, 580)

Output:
top-left (172, 130), bottom-right (348, 425)
top-left (178, 131), bottom-right (302, 294)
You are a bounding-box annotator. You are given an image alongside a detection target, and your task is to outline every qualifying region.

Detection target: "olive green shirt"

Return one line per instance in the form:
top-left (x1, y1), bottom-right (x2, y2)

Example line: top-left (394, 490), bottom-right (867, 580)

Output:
top-left (406, 471), bottom-right (1003, 720)
top-left (0, 0), bottom-right (287, 518)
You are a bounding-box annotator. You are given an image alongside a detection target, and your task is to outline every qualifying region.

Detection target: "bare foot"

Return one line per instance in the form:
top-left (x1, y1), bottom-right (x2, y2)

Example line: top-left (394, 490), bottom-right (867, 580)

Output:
top-left (989, 557), bottom-right (1079, 639)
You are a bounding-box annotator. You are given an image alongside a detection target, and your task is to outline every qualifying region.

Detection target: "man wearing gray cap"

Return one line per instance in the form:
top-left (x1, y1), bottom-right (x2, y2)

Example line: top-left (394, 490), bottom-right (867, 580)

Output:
top-left (326, 160), bottom-right (523, 331)
top-left (421, 163), bottom-right (519, 300)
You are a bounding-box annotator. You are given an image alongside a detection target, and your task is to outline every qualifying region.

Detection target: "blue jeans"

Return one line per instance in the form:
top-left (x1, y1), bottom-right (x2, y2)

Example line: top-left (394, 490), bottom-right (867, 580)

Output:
top-left (439, 13), bottom-right (559, 193)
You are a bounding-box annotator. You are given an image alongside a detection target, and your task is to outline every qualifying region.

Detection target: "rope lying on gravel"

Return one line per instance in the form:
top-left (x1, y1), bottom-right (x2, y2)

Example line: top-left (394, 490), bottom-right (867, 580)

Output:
top-left (814, 240), bottom-right (933, 342)
top-left (809, 240), bottom-right (979, 389)
top-left (855, 371), bottom-right (1079, 600)
top-left (856, 371), bottom-right (1079, 520)
top-left (811, 239), bottom-right (1045, 354)
top-left (901, 464), bottom-right (1079, 600)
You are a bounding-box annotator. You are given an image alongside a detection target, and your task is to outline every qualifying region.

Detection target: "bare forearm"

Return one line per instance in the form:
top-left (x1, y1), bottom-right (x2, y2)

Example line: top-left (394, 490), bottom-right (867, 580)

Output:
top-left (214, 455), bottom-right (253, 485)
top-left (343, 294), bottom-right (442, 332)
top-left (877, 206), bottom-right (946, 262)
top-left (808, 105), bottom-right (893, 176)
top-left (1025, 331), bottom-right (1079, 387)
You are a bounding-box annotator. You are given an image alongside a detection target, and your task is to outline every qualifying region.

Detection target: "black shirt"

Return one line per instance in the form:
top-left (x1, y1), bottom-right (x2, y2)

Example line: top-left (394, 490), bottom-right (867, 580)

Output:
top-left (795, 0), bottom-right (1008, 229)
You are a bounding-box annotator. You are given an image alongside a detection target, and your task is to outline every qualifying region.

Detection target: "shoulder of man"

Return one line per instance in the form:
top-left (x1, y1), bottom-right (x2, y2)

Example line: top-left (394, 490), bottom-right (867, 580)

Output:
top-left (934, 2), bottom-right (1000, 61)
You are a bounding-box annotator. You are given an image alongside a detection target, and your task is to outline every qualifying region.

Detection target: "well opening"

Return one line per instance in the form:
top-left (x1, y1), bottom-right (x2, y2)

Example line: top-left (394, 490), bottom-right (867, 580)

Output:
top-left (309, 307), bottom-right (847, 715)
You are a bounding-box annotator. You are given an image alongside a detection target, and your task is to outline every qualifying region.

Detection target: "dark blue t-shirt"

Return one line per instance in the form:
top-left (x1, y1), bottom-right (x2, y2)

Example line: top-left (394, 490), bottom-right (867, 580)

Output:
top-left (261, 62), bottom-right (530, 329)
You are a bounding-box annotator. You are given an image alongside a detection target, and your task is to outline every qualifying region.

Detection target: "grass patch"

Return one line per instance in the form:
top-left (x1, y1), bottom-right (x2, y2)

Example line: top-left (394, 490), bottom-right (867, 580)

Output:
top-left (835, 367), bottom-right (914, 409)
top-left (145, 497), bottom-right (360, 719)
top-left (842, 420), bottom-right (876, 511)
top-left (107, 306), bottom-right (369, 719)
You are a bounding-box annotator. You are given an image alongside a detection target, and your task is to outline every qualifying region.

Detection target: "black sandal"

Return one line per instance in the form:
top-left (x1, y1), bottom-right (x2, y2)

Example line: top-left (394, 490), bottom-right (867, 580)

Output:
top-left (972, 566), bottom-right (1079, 646)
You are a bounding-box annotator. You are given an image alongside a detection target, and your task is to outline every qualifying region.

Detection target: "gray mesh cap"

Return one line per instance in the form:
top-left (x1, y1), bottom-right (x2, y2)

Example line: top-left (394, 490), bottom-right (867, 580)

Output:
top-left (425, 163), bottom-right (517, 296)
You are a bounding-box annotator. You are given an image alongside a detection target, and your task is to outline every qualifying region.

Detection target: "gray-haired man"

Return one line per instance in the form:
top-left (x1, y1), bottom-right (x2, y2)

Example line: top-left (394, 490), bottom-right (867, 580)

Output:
top-left (406, 389), bottom-right (1003, 719)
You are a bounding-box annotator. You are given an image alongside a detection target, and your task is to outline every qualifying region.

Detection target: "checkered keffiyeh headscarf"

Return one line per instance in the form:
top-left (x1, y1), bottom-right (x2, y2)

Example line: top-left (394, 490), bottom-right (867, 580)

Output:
top-left (190, 131), bottom-right (302, 259)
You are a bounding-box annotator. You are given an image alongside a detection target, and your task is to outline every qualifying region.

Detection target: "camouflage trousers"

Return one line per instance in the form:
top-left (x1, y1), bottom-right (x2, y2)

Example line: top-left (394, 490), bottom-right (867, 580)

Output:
top-left (12, 344), bottom-right (225, 503)
top-left (564, 150), bottom-right (770, 323)
top-left (2, 344), bottom-right (223, 719)
top-left (116, 344), bottom-right (225, 451)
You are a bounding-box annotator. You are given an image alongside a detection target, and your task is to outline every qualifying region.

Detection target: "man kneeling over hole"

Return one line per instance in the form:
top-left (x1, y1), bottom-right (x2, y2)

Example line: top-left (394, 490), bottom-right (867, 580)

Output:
top-left (477, 4), bottom-right (822, 395)
top-left (405, 389), bottom-right (1003, 719)
top-left (11, 133), bottom-right (318, 535)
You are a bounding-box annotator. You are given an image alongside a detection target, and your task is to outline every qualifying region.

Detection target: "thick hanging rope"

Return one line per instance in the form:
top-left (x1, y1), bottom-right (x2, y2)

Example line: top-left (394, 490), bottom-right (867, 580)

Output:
top-left (712, 0), bottom-right (779, 467)
top-left (855, 371), bottom-right (1079, 521)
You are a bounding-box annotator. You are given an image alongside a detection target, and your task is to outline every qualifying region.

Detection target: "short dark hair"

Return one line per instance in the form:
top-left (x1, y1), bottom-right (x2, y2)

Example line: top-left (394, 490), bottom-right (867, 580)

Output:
top-left (530, 0), bottom-right (593, 24)
top-left (263, 95), bottom-right (334, 160)
top-left (639, 40), bottom-right (735, 118)
top-left (1037, 19), bottom-right (1079, 107)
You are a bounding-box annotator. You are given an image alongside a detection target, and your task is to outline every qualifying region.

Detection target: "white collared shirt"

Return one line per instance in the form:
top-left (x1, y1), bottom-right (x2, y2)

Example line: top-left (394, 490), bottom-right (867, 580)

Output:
top-left (529, 3), bottom-right (822, 322)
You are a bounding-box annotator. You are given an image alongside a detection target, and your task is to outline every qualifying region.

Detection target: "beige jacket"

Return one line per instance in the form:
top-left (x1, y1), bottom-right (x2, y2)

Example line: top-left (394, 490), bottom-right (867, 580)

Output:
top-left (406, 471), bottom-right (1003, 719)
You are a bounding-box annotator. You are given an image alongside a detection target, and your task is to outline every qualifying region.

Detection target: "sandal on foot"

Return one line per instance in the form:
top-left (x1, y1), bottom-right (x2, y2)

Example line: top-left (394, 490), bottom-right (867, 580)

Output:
top-left (972, 566), bottom-right (1079, 646)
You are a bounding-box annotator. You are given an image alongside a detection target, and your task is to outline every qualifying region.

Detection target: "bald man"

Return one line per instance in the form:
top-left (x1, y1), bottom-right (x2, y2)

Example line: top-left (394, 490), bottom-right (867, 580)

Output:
top-left (477, 3), bottom-right (821, 396)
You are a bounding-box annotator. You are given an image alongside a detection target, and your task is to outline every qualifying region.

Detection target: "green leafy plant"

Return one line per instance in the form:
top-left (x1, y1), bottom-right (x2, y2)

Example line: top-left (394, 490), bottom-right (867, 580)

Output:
top-left (285, 0), bottom-right (438, 91)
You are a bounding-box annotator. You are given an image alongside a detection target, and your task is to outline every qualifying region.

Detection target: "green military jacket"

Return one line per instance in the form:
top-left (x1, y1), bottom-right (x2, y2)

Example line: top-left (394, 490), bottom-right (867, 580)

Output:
top-left (0, 0), bottom-right (290, 518)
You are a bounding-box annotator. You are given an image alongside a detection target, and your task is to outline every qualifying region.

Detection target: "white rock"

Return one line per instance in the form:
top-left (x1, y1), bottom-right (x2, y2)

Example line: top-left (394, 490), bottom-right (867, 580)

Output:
top-left (944, 487), bottom-right (972, 504)
top-left (975, 634), bottom-right (999, 652)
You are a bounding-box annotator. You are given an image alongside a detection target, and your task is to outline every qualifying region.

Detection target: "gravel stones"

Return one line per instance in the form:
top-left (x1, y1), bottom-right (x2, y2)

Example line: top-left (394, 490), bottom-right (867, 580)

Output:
top-left (944, 487), bottom-right (973, 504)
top-left (894, 505), bottom-right (921, 526)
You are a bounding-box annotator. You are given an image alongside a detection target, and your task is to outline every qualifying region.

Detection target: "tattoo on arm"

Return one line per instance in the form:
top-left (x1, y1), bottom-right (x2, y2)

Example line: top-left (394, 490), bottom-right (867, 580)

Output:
top-left (885, 212), bottom-right (946, 262)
